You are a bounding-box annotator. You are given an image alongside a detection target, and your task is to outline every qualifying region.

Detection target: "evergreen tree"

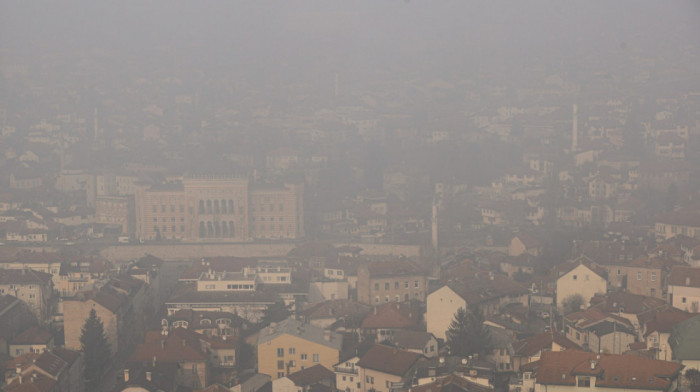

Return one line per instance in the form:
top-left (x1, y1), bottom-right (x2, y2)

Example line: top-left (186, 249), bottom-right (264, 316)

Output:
top-left (80, 308), bottom-right (111, 384)
top-left (446, 307), bottom-right (492, 357)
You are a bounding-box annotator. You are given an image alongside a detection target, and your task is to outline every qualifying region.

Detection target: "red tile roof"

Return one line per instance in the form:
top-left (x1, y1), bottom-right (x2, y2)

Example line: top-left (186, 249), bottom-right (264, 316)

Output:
top-left (668, 266), bottom-right (700, 287)
top-left (287, 364), bottom-right (335, 386)
top-left (131, 328), bottom-right (207, 363)
top-left (11, 327), bottom-right (52, 345)
top-left (361, 301), bottom-right (422, 329)
top-left (410, 374), bottom-right (493, 392)
top-left (536, 350), bottom-right (683, 390)
top-left (5, 370), bottom-right (57, 392)
top-left (356, 344), bottom-right (423, 376)
top-left (512, 331), bottom-right (580, 357)
top-left (0, 269), bottom-right (52, 285)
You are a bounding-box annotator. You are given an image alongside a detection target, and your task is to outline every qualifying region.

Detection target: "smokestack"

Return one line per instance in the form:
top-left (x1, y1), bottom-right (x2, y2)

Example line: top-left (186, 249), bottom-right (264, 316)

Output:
top-left (432, 198), bottom-right (439, 251)
top-left (572, 103), bottom-right (578, 153)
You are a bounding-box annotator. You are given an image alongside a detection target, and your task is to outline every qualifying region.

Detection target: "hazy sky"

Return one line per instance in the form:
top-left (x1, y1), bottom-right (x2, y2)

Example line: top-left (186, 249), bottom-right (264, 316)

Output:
top-left (2, 1), bottom-right (699, 80)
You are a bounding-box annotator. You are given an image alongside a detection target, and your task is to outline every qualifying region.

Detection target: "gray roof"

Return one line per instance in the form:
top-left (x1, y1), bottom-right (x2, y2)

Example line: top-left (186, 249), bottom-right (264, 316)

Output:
top-left (256, 317), bottom-right (342, 351)
top-left (669, 315), bottom-right (700, 361)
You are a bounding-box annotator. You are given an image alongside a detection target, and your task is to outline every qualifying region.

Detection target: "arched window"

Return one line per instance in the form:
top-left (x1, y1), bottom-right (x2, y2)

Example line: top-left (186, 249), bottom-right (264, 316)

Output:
top-left (229, 200), bottom-right (234, 214)
top-left (206, 200), bottom-right (212, 214)
top-left (221, 222), bottom-right (228, 237)
top-left (221, 200), bottom-right (227, 214)
top-left (199, 222), bottom-right (205, 237)
top-left (229, 221), bottom-right (235, 237)
top-left (214, 200), bottom-right (220, 214)
top-left (214, 221), bottom-right (221, 237)
top-left (199, 200), bottom-right (205, 214)
top-left (207, 221), bottom-right (213, 237)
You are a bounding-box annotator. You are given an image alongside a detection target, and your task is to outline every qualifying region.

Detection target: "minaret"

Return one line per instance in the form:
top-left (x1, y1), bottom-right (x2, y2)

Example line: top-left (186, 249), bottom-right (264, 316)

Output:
top-left (93, 107), bottom-right (99, 140)
top-left (431, 197), bottom-right (438, 251)
top-left (572, 103), bottom-right (578, 153)
top-left (334, 73), bottom-right (339, 97)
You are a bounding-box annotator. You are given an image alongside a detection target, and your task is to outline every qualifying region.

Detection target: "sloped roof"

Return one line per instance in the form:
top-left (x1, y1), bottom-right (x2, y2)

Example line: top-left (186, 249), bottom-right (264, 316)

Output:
top-left (643, 309), bottom-right (693, 337)
top-left (361, 301), bottom-right (422, 330)
top-left (130, 328), bottom-right (207, 363)
top-left (5, 370), bottom-right (57, 392)
top-left (0, 269), bottom-right (52, 285)
top-left (11, 327), bottom-right (52, 345)
top-left (256, 317), bottom-right (342, 351)
top-left (392, 330), bottom-right (434, 350)
top-left (536, 350), bottom-right (683, 390)
top-left (286, 364), bottom-right (335, 386)
top-left (668, 266), bottom-right (700, 287)
top-left (445, 272), bottom-right (529, 306)
top-left (512, 331), bottom-right (580, 357)
top-left (364, 259), bottom-right (426, 278)
top-left (356, 344), bottom-right (423, 376)
top-left (411, 374), bottom-right (494, 392)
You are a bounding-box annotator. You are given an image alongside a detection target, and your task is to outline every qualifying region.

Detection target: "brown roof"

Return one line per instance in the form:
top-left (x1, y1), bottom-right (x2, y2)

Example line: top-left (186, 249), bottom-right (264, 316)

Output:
top-left (512, 331), bottom-right (580, 357)
top-left (11, 327), bottom-right (53, 345)
top-left (356, 344), bottom-right (423, 376)
top-left (197, 385), bottom-right (233, 392)
top-left (0, 269), bottom-right (52, 285)
top-left (668, 266), bottom-right (700, 287)
top-left (0, 294), bottom-right (20, 312)
top-left (656, 211), bottom-right (700, 228)
top-left (364, 259), bottom-right (425, 278)
top-left (589, 292), bottom-right (667, 315)
top-left (392, 330), bottom-right (434, 350)
top-left (361, 302), bottom-right (422, 329)
top-left (445, 272), bottom-right (529, 306)
top-left (5, 370), bottom-right (57, 392)
top-left (410, 374), bottom-right (494, 392)
top-left (513, 232), bottom-right (541, 249)
top-left (299, 299), bottom-right (371, 321)
top-left (130, 328), bottom-right (207, 363)
top-left (643, 309), bottom-right (694, 336)
top-left (536, 350), bottom-right (683, 390)
top-left (287, 364), bottom-right (335, 386)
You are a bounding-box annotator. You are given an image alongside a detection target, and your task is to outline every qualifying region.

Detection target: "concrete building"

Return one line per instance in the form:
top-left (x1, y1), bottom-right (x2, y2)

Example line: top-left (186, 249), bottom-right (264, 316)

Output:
top-left (357, 259), bottom-right (427, 305)
top-left (256, 317), bottom-right (341, 380)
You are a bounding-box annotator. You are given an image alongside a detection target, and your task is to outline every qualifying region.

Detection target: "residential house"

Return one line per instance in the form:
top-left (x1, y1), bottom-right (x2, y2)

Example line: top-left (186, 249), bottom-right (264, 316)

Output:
top-left (508, 233), bottom-right (542, 257)
top-left (335, 356), bottom-right (361, 392)
top-left (355, 344), bottom-right (424, 392)
top-left (533, 350), bottom-right (683, 392)
top-left (56, 257), bottom-right (112, 298)
top-left (641, 309), bottom-right (694, 361)
top-left (360, 301), bottom-right (423, 343)
top-left (128, 328), bottom-right (210, 390)
top-left (426, 271), bottom-right (529, 341)
top-left (563, 308), bottom-right (634, 349)
top-left (410, 374), bottom-right (494, 392)
top-left (511, 332), bottom-right (580, 372)
top-left (272, 364), bottom-right (335, 392)
top-left (357, 259), bottom-right (428, 305)
top-left (4, 347), bottom-right (84, 392)
top-left (0, 268), bottom-right (54, 322)
top-left (62, 285), bottom-right (127, 352)
top-left (256, 317), bottom-right (342, 380)
top-left (655, 211), bottom-right (700, 241)
top-left (392, 330), bottom-right (438, 359)
top-left (553, 259), bottom-right (607, 310)
top-left (0, 294), bottom-right (37, 362)
top-left (9, 326), bottom-right (54, 357)
top-left (667, 266), bottom-right (700, 312)
top-left (584, 321), bottom-right (636, 354)
top-left (298, 299), bottom-right (371, 330)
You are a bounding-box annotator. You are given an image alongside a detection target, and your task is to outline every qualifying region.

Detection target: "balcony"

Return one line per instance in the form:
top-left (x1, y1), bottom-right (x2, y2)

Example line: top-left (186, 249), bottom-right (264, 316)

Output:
top-left (334, 366), bottom-right (358, 375)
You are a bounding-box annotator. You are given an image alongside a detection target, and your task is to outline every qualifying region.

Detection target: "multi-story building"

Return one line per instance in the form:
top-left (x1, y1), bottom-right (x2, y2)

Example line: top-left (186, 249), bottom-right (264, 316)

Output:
top-left (250, 183), bottom-right (304, 239)
top-left (257, 317), bottom-right (341, 380)
top-left (667, 266), bottom-right (700, 312)
top-left (134, 176), bottom-right (304, 242)
top-left (0, 268), bottom-right (54, 322)
top-left (355, 344), bottom-right (424, 392)
top-left (94, 194), bottom-right (133, 234)
top-left (4, 348), bottom-right (84, 392)
top-left (357, 259), bottom-right (427, 305)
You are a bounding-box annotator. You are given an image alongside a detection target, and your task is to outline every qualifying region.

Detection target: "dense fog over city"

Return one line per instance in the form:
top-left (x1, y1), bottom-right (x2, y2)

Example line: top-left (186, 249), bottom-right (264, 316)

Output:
top-left (1, 2), bottom-right (700, 392)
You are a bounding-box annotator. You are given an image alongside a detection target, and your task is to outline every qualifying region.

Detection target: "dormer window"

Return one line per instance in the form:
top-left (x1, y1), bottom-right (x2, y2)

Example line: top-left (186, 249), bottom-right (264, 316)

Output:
top-left (201, 319), bottom-right (211, 325)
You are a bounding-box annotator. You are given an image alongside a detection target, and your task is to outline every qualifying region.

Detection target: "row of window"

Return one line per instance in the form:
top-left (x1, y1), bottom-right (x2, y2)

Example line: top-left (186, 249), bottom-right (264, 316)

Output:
top-left (153, 217), bottom-right (185, 222)
top-left (374, 281), bottom-right (420, 291)
top-left (252, 216), bottom-right (284, 222)
top-left (154, 225), bottom-right (185, 233)
top-left (199, 199), bottom-right (244, 215)
top-left (374, 293), bottom-right (419, 303)
top-left (153, 204), bottom-right (185, 213)
top-left (252, 204), bottom-right (284, 213)
top-left (199, 221), bottom-right (236, 237)
top-left (276, 348), bottom-right (319, 362)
